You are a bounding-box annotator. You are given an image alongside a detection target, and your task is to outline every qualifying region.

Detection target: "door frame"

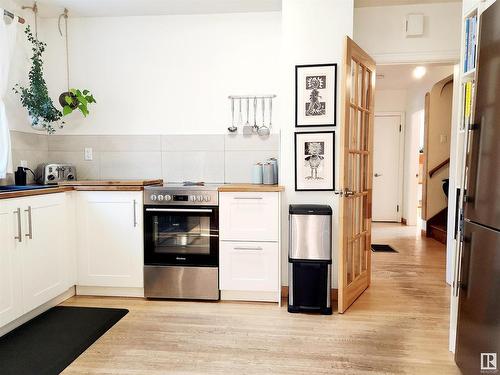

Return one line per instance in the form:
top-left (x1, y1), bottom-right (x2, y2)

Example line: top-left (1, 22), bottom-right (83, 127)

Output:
top-left (373, 111), bottom-right (405, 223)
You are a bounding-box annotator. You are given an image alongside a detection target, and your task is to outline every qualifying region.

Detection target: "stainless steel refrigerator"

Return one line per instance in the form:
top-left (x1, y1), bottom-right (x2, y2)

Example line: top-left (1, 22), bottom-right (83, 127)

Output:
top-left (455, 1), bottom-right (500, 374)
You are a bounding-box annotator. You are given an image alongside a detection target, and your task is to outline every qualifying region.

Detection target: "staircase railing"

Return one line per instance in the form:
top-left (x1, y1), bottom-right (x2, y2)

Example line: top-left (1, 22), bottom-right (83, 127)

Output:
top-left (429, 158), bottom-right (450, 178)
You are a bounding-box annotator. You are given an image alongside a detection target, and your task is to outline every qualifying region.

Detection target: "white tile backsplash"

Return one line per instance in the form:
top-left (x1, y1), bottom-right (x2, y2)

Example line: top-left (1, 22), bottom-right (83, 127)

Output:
top-left (162, 151), bottom-right (225, 183)
top-left (9, 131), bottom-right (280, 184)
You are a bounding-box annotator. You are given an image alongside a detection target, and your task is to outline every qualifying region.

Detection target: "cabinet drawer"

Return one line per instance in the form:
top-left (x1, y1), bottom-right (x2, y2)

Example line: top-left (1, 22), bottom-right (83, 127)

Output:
top-left (219, 192), bottom-right (279, 241)
top-left (220, 241), bottom-right (279, 292)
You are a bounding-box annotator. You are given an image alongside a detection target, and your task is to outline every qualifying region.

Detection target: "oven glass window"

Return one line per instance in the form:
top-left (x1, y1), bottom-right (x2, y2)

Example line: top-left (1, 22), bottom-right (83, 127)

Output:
top-left (152, 214), bottom-right (211, 255)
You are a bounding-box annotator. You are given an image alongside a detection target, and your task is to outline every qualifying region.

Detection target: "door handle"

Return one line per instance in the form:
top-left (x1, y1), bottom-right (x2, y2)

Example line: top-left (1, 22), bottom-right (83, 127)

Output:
top-left (133, 199), bottom-right (138, 227)
top-left (334, 188), bottom-right (355, 197)
top-left (234, 246), bottom-right (263, 251)
top-left (374, 173), bottom-right (383, 177)
top-left (13, 208), bottom-right (22, 242)
top-left (25, 206), bottom-right (33, 239)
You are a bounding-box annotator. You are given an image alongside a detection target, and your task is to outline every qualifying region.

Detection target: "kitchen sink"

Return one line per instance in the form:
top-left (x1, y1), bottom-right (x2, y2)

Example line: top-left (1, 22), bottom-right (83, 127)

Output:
top-left (0, 185), bottom-right (54, 192)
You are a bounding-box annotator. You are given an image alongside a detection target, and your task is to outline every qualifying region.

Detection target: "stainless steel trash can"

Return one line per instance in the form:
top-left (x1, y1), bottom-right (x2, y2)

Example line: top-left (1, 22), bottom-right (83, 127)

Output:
top-left (288, 204), bottom-right (332, 315)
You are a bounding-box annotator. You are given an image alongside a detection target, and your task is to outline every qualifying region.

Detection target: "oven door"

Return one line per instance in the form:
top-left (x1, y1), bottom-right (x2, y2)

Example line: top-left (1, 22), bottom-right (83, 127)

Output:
top-left (144, 206), bottom-right (218, 266)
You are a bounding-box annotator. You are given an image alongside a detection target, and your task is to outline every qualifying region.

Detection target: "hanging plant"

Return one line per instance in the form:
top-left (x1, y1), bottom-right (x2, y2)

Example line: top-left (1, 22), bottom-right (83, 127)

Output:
top-left (58, 89), bottom-right (96, 117)
top-left (13, 26), bottom-right (63, 134)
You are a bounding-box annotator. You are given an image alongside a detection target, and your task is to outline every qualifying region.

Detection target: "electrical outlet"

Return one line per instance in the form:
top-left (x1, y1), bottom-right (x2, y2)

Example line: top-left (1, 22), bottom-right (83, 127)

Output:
top-left (20, 160), bottom-right (28, 168)
top-left (440, 134), bottom-right (448, 144)
top-left (84, 147), bottom-right (93, 161)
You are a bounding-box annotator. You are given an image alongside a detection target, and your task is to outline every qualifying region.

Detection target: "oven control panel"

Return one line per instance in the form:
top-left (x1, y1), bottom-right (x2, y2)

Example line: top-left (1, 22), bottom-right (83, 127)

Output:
top-left (144, 187), bottom-right (219, 206)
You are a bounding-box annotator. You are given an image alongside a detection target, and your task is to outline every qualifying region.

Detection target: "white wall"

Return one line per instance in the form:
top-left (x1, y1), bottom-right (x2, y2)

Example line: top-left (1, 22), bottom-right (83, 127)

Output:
top-left (375, 89), bottom-right (407, 112)
top-left (36, 12), bottom-right (281, 135)
top-left (281, 0), bottom-right (354, 288)
top-left (354, 2), bottom-right (461, 63)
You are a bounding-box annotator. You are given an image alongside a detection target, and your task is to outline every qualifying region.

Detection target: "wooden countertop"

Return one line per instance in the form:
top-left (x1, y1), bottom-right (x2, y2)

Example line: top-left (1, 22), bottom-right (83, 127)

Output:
top-left (58, 179), bottom-right (163, 187)
top-left (218, 184), bottom-right (285, 192)
top-left (0, 186), bottom-right (74, 200)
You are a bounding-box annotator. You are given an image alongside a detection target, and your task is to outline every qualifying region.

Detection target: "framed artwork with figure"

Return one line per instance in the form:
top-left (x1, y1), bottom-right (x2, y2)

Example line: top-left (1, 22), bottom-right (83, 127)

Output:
top-left (295, 63), bottom-right (337, 127)
top-left (294, 131), bottom-right (335, 191)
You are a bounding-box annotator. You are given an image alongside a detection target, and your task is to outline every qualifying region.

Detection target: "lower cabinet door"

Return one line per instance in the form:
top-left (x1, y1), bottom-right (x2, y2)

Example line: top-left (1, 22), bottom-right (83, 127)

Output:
top-left (220, 241), bottom-right (279, 292)
top-left (76, 191), bottom-right (143, 288)
top-left (21, 194), bottom-right (68, 312)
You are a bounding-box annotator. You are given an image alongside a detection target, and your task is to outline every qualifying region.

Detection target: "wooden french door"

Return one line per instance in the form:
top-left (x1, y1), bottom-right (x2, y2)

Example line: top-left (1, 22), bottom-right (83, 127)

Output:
top-left (338, 37), bottom-right (376, 313)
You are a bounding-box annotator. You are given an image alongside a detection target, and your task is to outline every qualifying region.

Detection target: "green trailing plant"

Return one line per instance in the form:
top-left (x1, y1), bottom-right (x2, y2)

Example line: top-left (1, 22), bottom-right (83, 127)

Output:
top-left (62, 89), bottom-right (96, 117)
top-left (13, 26), bottom-right (63, 134)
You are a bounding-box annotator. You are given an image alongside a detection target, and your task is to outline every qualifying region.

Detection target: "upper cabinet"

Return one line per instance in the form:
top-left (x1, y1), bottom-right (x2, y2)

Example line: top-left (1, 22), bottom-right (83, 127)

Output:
top-left (219, 192), bottom-right (279, 242)
top-left (76, 191), bottom-right (143, 289)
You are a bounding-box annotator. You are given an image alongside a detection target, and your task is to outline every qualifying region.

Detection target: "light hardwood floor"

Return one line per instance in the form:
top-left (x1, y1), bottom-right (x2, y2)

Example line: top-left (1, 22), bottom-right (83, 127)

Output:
top-left (62, 223), bottom-right (459, 374)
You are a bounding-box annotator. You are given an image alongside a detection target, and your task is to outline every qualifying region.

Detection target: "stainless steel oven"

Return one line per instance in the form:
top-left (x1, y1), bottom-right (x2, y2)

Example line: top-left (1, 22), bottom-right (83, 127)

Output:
top-left (143, 183), bottom-right (220, 300)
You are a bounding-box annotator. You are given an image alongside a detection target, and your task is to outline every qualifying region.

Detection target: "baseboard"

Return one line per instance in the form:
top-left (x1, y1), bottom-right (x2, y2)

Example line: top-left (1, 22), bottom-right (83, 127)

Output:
top-left (0, 286), bottom-right (75, 338)
top-left (76, 286), bottom-right (144, 298)
top-left (220, 290), bottom-right (280, 303)
top-left (281, 286), bottom-right (338, 302)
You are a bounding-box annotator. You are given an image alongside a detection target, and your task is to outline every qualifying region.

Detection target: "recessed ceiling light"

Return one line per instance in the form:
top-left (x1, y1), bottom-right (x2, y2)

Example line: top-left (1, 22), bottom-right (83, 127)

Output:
top-left (413, 66), bottom-right (426, 79)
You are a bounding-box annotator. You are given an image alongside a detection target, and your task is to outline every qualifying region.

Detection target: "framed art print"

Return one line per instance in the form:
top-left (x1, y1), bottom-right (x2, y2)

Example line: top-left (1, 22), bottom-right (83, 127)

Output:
top-left (295, 131), bottom-right (335, 191)
top-left (295, 63), bottom-right (337, 127)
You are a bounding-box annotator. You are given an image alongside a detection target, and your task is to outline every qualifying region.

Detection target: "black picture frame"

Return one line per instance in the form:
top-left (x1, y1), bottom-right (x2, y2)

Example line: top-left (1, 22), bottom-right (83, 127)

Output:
top-left (295, 63), bottom-right (337, 127)
top-left (294, 131), bottom-right (335, 191)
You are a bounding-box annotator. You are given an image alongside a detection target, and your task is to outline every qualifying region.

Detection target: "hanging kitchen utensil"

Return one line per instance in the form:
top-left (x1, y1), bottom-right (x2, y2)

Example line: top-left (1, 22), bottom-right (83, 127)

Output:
top-left (269, 97), bottom-right (273, 129)
top-left (258, 97), bottom-right (270, 137)
top-left (228, 98), bottom-right (237, 133)
top-left (243, 97), bottom-right (253, 135)
top-left (252, 97), bottom-right (259, 133)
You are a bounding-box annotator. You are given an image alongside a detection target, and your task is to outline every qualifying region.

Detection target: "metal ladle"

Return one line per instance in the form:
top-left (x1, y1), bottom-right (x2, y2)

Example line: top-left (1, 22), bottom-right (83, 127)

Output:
top-left (258, 97), bottom-right (270, 137)
top-left (252, 97), bottom-right (259, 133)
top-left (228, 98), bottom-right (237, 133)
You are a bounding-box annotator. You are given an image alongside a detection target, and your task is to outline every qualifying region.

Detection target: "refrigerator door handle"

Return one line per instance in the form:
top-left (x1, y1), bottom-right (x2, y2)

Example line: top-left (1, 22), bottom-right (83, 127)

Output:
top-left (458, 234), bottom-right (471, 294)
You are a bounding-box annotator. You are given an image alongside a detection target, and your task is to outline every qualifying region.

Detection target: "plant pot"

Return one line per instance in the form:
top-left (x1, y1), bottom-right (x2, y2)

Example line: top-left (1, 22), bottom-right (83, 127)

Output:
top-left (59, 92), bottom-right (78, 109)
top-left (29, 115), bottom-right (46, 132)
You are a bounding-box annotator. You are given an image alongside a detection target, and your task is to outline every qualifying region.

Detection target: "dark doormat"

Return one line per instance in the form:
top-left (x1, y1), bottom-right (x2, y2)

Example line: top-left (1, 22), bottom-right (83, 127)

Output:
top-left (371, 244), bottom-right (398, 253)
top-left (0, 306), bottom-right (128, 375)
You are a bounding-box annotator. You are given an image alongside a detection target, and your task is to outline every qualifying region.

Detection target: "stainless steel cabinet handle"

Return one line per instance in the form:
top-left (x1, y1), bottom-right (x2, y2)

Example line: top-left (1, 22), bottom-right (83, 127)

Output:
top-left (133, 199), bottom-right (137, 227)
top-left (234, 246), bottom-right (263, 251)
top-left (374, 173), bottom-right (383, 177)
top-left (25, 206), bottom-right (33, 239)
top-left (13, 208), bottom-right (22, 242)
top-left (234, 197), bottom-right (263, 200)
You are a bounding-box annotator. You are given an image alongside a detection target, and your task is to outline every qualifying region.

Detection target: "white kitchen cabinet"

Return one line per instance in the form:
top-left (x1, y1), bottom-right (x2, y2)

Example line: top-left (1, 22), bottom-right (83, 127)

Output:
top-left (0, 193), bottom-right (73, 330)
top-left (76, 191), bottom-right (143, 288)
top-left (219, 191), bottom-right (281, 303)
top-left (219, 192), bottom-right (279, 242)
top-left (0, 200), bottom-right (23, 327)
top-left (21, 194), bottom-right (69, 312)
top-left (220, 241), bottom-right (279, 292)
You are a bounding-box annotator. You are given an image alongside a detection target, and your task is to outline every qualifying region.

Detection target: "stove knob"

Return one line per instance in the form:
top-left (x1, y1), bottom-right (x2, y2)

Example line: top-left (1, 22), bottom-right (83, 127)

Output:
top-left (190, 195), bottom-right (196, 202)
top-left (158, 195), bottom-right (164, 201)
top-left (164, 194), bottom-right (172, 201)
top-left (196, 195), bottom-right (203, 202)
top-left (204, 195), bottom-right (211, 202)
top-left (150, 194), bottom-right (157, 201)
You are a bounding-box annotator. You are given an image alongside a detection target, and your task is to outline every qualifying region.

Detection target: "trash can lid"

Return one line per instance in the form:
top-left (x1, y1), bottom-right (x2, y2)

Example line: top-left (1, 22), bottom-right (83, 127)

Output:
top-left (289, 204), bottom-right (332, 215)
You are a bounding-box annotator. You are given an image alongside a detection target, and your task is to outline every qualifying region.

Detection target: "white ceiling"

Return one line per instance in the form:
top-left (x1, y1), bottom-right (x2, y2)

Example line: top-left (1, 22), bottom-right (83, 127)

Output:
top-left (355, 0), bottom-right (460, 7)
top-left (13, 0), bottom-right (282, 18)
top-left (376, 63), bottom-right (454, 90)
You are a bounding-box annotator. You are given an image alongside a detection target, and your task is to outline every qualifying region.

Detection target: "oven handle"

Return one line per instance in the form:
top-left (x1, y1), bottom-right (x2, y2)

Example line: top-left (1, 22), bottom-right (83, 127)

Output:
top-left (145, 208), bottom-right (213, 213)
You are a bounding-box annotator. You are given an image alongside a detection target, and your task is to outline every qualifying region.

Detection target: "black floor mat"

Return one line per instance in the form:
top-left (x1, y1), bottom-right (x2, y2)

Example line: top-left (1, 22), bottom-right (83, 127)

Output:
top-left (371, 244), bottom-right (398, 253)
top-left (0, 306), bottom-right (128, 375)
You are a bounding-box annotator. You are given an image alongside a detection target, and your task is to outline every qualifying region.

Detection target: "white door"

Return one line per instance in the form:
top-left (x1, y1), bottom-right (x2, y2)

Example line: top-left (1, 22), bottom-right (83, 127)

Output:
top-left (372, 114), bottom-right (402, 222)
top-left (21, 194), bottom-right (68, 312)
top-left (77, 192), bottom-right (143, 287)
top-left (0, 201), bottom-right (23, 327)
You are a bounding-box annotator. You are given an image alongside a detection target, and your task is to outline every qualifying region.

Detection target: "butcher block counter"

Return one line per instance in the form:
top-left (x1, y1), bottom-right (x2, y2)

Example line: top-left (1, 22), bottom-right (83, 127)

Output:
top-left (218, 184), bottom-right (284, 192)
top-left (58, 179), bottom-right (163, 191)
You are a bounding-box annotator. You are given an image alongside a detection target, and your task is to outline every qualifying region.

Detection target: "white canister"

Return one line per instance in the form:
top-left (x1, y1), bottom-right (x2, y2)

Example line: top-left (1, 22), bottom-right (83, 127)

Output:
top-left (268, 158), bottom-right (278, 184)
top-left (252, 163), bottom-right (263, 184)
top-left (262, 162), bottom-right (274, 185)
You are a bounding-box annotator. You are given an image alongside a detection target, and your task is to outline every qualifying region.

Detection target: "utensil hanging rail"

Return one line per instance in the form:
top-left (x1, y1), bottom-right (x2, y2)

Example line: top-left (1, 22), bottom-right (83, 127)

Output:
top-left (228, 95), bottom-right (277, 100)
top-left (3, 9), bottom-right (26, 24)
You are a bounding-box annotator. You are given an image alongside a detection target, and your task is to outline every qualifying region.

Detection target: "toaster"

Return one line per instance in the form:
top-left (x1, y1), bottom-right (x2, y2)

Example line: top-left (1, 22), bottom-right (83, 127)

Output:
top-left (36, 163), bottom-right (77, 185)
